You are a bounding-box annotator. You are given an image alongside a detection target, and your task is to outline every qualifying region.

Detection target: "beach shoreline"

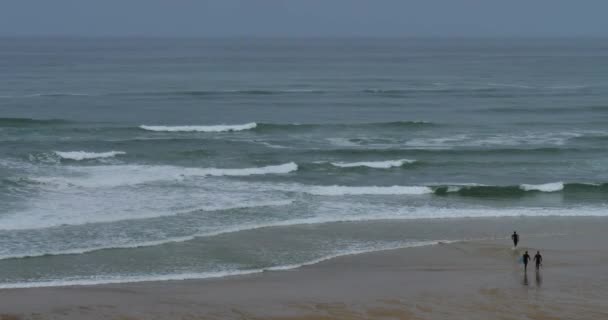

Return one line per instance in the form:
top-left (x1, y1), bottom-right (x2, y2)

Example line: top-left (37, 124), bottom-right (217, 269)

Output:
top-left (1, 219), bottom-right (607, 320)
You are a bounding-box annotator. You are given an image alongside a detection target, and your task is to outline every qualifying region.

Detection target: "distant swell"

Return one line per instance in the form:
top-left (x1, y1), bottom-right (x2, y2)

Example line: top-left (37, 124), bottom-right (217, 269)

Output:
top-left (54, 151), bottom-right (126, 161)
top-left (0, 117), bottom-right (70, 127)
top-left (330, 159), bottom-right (416, 169)
top-left (140, 123), bottom-right (257, 132)
top-left (131, 89), bottom-right (328, 97)
top-left (0, 93), bottom-right (91, 99)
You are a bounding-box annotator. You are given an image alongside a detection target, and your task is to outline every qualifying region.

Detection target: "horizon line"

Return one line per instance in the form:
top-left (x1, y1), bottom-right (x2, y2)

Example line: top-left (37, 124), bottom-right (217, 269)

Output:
top-left (1, 35), bottom-right (607, 40)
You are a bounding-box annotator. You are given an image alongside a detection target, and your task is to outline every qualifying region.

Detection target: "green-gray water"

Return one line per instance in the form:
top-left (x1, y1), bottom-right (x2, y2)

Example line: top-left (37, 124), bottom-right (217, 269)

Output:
top-left (1, 38), bottom-right (607, 287)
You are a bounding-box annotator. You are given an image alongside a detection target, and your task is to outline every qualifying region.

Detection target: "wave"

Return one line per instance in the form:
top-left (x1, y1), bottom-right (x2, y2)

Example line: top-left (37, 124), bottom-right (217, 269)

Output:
top-left (1, 210), bottom-right (435, 260)
top-left (485, 106), bottom-right (584, 114)
top-left (585, 105), bottom-right (608, 112)
top-left (138, 121), bottom-right (433, 134)
top-left (286, 182), bottom-right (607, 198)
top-left (329, 159), bottom-right (416, 169)
top-left (306, 148), bottom-right (576, 162)
top-left (32, 162), bottom-right (298, 188)
top-left (0, 195), bottom-right (296, 231)
top-left (0, 93), bottom-right (92, 99)
top-left (1, 119), bottom-right (434, 135)
top-left (520, 182), bottom-right (564, 192)
top-left (5, 87), bottom-right (499, 99)
top-left (173, 162), bottom-right (298, 177)
top-left (115, 87), bottom-right (496, 97)
top-left (137, 89), bottom-right (328, 96)
top-left (306, 185), bottom-right (433, 196)
top-left (140, 123), bottom-right (257, 132)
top-left (133, 85), bottom-right (587, 98)
top-left (1, 83), bottom-right (595, 101)
top-left (314, 147), bottom-right (589, 158)
top-left (361, 87), bottom-right (502, 94)
top-left (356, 85), bottom-right (570, 96)
top-left (0, 117), bottom-right (70, 127)
top-left (0, 240), bottom-right (441, 288)
top-left (571, 133), bottom-right (608, 143)
top-left (320, 133), bottom-right (595, 150)
top-left (254, 121), bottom-right (433, 132)
top-left (27, 92), bottom-right (91, 97)
top-left (2, 201), bottom-right (607, 261)
top-left (434, 182), bottom-right (608, 197)
top-left (404, 131), bottom-right (595, 149)
top-left (54, 151), bottom-right (126, 161)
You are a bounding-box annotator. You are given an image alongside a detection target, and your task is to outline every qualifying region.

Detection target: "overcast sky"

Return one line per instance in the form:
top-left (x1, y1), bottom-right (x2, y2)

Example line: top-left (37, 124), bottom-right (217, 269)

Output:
top-left (2, 0), bottom-right (608, 37)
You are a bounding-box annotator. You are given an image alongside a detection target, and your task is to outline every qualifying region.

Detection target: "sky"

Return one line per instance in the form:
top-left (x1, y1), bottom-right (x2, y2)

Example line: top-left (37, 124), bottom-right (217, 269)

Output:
top-left (1, 0), bottom-right (608, 37)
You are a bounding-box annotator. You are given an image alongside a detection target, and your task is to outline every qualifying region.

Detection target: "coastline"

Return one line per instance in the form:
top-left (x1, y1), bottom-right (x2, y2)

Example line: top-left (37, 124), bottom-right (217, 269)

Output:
top-left (1, 218), bottom-right (608, 319)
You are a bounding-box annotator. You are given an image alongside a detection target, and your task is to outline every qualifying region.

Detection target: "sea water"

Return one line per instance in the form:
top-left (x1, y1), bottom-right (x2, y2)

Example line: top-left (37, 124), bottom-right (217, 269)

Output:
top-left (0, 38), bottom-right (607, 287)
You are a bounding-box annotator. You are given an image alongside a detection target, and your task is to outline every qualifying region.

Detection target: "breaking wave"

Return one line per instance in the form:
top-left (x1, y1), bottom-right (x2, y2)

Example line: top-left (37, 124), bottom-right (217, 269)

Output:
top-left (138, 121), bottom-right (433, 133)
top-left (434, 182), bottom-right (608, 197)
top-left (330, 159), bottom-right (416, 169)
top-left (306, 185), bottom-right (433, 196)
top-left (289, 182), bottom-right (607, 198)
top-left (520, 182), bottom-right (564, 192)
top-left (140, 123), bottom-right (257, 132)
top-left (2, 199), bottom-right (608, 262)
top-left (33, 162), bottom-right (299, 188)
top-left (54, 151), bottom-right (126, 161)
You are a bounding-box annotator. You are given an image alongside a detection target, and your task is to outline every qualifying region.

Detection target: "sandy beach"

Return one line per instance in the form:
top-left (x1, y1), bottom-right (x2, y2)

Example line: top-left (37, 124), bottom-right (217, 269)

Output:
top-left (1, 218), bottom-right (607, 320)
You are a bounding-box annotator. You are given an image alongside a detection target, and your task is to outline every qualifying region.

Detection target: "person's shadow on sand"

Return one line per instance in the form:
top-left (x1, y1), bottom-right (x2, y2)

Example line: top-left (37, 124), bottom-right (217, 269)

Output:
top-left (535, 270), bottom-right (542, 287)
top-left (523, 272), bottom-right (529, 286)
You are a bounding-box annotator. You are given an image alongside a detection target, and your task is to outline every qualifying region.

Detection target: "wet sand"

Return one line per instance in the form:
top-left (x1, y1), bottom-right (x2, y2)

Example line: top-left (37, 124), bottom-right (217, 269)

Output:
top-left (1, 219), bottom-right (608, 319)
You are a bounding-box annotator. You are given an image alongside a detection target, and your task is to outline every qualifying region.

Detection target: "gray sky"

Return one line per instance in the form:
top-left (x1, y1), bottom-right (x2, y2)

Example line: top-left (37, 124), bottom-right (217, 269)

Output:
top-left (2, 0), bottom-right (608, 37)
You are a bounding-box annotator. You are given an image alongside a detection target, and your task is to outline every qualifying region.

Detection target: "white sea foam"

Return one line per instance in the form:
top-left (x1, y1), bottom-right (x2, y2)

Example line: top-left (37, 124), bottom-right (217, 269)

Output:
top-left (520, 182), bottom-right (564, 192)
top-left (183, 162), bottom-right (298, 177)
top-left (1, 213), bottom-right (447, 260)
top-left (326, 137), bottom-right (361, 147)
top-left (33, 162), bottom-right (298, 188)
top-left (255, 141), bottom-right (291, 149)
top-left (404, 131), bottom-right (597, 149)
top-left (306, 185), bottom-right (433, 196)
top-left (0, 211), bottom-right (407, 259)
top-left (54, 151), bottom-right (126, 161)
top-left (330, 159), bottom-right (416, 169)
top-left (0, 240), bottom-right (442, 288)
top-left (2, 202), bottom-right (607, 260)
top-left (0, 186), bottom-right (295, 231)
top-left (0, 207), bottom-right (459, 259)
top-left (0, 199), bottom-right (297, 259)
top-left (140, 123), bottom-right (257, 132)
top-left (486, 82), bottom-right (535, 89)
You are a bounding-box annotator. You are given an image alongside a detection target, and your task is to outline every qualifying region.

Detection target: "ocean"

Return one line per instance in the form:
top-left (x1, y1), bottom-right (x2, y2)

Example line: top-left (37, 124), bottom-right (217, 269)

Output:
top-left (0, 38), bottom-right (607, 288)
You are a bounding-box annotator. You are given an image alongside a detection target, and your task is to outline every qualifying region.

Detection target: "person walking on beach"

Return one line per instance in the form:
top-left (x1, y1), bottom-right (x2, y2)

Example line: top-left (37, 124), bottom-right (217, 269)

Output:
top-left (511, 231), bottom-right (519, 248)
top-left (534, 251), bottom-right (543, 271)
top-left (522, 251), bottom-right (531, 272)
